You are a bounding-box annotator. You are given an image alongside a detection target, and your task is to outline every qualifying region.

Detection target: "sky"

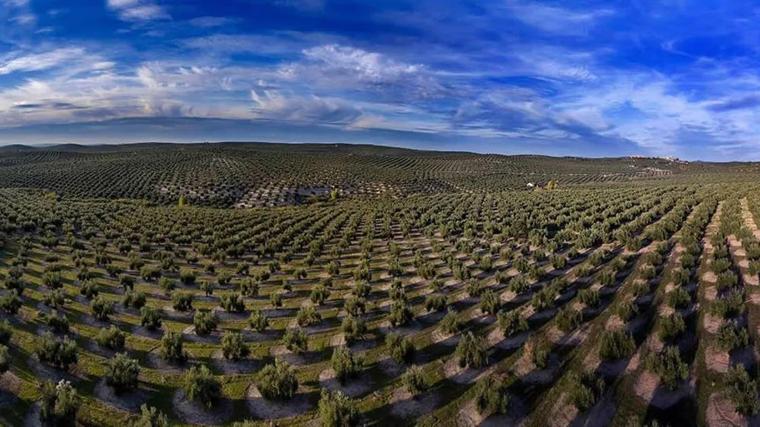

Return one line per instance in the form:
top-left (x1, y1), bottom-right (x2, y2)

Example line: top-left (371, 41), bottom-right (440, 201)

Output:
top-left (3, 1), bottom-right (760, 160)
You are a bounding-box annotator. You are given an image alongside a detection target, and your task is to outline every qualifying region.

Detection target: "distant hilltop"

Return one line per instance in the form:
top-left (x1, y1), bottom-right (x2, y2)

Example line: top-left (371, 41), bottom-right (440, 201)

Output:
top-left (627, 155), bottom-right (688, 164)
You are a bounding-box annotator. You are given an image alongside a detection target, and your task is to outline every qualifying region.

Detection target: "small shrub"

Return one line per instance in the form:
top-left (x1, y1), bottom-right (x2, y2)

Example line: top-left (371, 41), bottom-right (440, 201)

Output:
top-left (40, 380), bottom-right (80, 426)
top-left (425, 294), bottom-right (447, 312)
top-left (578, 289), bottom-right (600, 307)
top-left (0, 344), bottom-right (8, 373)
top-left (249, 309), bottom-right (269, 332)
top-left (568, 371), bottom-right (605, 411)
top-left (282, 328), bottom-right (308, 353)
top-left (725, 365), bottom-right (760, 416)
top-left (310, 285), bottom-right (331, 305)
top-left (388, 301), bottom-right (413, 327)
top-left (160, 331), bottom-right (187, 363)
top-left (440, 311), bottom-right (463, 335)
top-left (193, 310), bottom-right (218, 335)
top-left (131, 404), bottom-right (169, 427)
top-left (140, 306), bottom-right (162, 330)
top-left (0, 291), bottom-right (22, 314)
top-left (36, 332), bottom-right (78, 370)
top-left (455, 332), bottom-right (487, 369)
top-left (556, 307), bottom-right (583, 333)
top-left (171, 292), bottom-right (193, 311)
top-left (106, 353), bottom-right (140, 393)
top-left (123, 290), bottom-right (146, 309)
top-left (717, 321), bottom-right (750, 351)
top-left (341, 316), bottom-right (367, 344)
top-left (599, 330), bottom-right (635, 360)
top-left (658, 313), bottom-right (686, 342)
top-left (182, 364), bottom-right (221, 408)
top-left (257, 360), bottom-right (298, 400)
top-left (401, 365), bottom-right (427, 395)
top-left (220, 293), bottom-right (246, 312)
top-left (90, 296), bottom-right (115, 321)
top-left (480, 290), bottom-right (500, 315)
top-left (96, 325), bottom-right (126, 350)
top-left (221, 331), bottom-right (250, 360)
top-left (296, 306), bottom-right (322, 327)
top-left (666, 287), bottom-right (691, 309)
top-left (474, 376), bottom-right (509, 415)
top-left (331, 346), bottom-right (363, 384)
top-left (318, 389), bottom-right (358, 427)
top-left (644, 346), bottom-right (688, 390)
top-left (386, 333), bottom-right (415, 364)
top-left (497, 310), bottom-right (529, 337)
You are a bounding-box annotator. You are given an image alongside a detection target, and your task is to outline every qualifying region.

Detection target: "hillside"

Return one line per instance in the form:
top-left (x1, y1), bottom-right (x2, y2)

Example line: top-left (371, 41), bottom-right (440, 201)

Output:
top-left (0, 143), bottom-right (760, 427)
top-left (0, 142), bottom-right (744, 207)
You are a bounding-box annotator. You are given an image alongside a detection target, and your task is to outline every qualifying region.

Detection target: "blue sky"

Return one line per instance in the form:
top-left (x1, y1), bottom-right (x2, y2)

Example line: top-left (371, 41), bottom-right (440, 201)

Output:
top-left (2, 0), bottom-right (760, 159)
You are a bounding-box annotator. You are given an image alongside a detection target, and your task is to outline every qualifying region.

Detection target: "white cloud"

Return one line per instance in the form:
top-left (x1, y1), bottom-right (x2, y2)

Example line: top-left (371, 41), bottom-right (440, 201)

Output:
top-left (301, 44), bottom-right (422, 84)
top-left (250, 89), bottom-right (363, 124)
top-left (106, 0), bottom-right (169, 22)
top-left (505, 1), bottom-right (613, 35)
top-left (0, 48), bottom-right (88, 75)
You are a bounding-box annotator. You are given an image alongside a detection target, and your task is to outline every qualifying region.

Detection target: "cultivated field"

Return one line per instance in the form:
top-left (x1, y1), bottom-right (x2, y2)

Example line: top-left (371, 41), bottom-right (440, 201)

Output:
top-left (1, 143), bottom-right (760, 426)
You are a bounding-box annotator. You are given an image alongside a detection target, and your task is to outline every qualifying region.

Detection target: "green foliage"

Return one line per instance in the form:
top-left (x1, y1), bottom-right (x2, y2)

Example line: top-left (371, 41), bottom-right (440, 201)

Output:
top-left (40, 380), bottom-right (81, 426)
top-left (318, 390), bottom-right (358, 427)
top-left (248, 309), bottom-right (269, 332)
top-left (666, 287), bottom-right (691, 309)
top-left (96, 325), bottom-right (126, 350)
top-left (388, 301), bottom-right (413, 327)
top-left (455, 331), bottom-right (487, 369)
top-left (578, 289), bottom-right (600, 307)
top-left (160, 331), bottom-right (187, 363)
top-left (282, 328), bottom-right (308, 353)
top-left (331, 346), bottom-right (363, 384)
top-left (183, 364), bottom-right (221, 408)
top-left (556, 307), bottom-right (583, 333)
top-left (91, 296), bottom-right (115, 321)
top-left (425, 294), bottom-right (447, 312)
top-left (219, 293), bottom-right (246, 312)
top-left (106, 353), bottom-right (140, 393)
top-left (658, 313), bottom-right (686, 342)
top-left (401, 365), bottom-right (427, 395)
top-left (474, 376), bottom-right (509, 415)
top-left (644, 346), bottom-right (689, 390)
top-left (37, 332), bottom-right (78, 370)
top-left (725, 365), bottom-right (760, 416)
top-left (599, 330), bottom-right (635, 360)
top-left (386, 332), bottom-right (415, 364)
top-left (340, 316), bottom-right (367, 344)
top-left (257, 360), bottom-right (298, 400)
top-left (221, 331), bottom-right (250, 360)
top-left (440, 311), bottom-right (463, 335)
top-left (296, 305), bottom-right (322, 327)
top-left (140, 306), bottom-right (162, 330)
top-left (568, 371), bottom-right (605, 411)
top-left (0, 290), bottom-right (22, 314)
top-left (497, 310), bottom-right (529, 337)
top-left (716, 321), bottom-right (750, 351)
top-left (479, 290), bottom-right (500, 315)
top-left (193, 310), bottom-right (218, 335)
top-left (130, 404), bottom-right (169, 427)
top-left (171, 292), bottom-right (193, 311)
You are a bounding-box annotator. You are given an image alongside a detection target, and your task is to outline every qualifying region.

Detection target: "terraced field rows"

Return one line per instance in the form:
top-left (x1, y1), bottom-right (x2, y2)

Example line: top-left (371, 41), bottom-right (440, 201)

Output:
top-left (2, 183), bottom-right (760, 426)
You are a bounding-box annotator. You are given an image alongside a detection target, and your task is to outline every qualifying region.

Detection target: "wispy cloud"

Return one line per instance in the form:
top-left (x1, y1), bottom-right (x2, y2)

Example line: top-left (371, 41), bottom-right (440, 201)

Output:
top-left (0, 48), bottom-right (91, 75)
top-left (504, 0), bottom-right (614, 35)
top-left (106, 0), bottom-right (169, 22)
